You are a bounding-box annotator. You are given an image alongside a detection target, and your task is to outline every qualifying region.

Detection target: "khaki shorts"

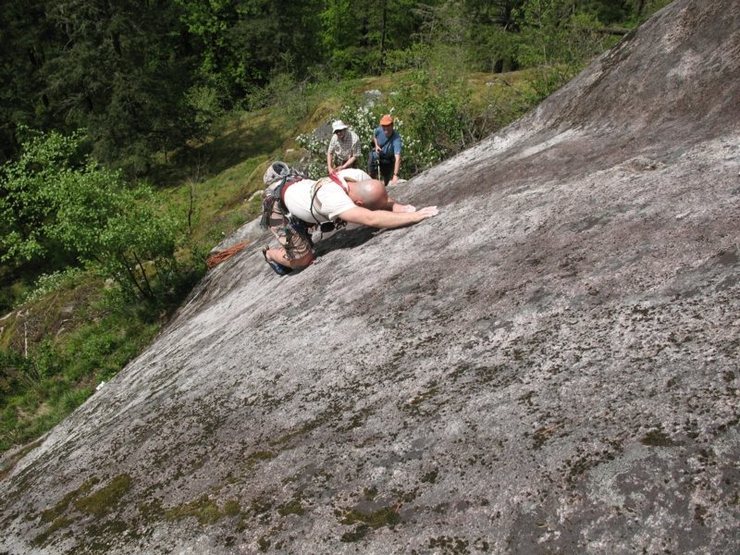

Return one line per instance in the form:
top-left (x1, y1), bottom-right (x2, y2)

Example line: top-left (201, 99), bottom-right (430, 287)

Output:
top-left (268, 202), bottom-right (313, 261)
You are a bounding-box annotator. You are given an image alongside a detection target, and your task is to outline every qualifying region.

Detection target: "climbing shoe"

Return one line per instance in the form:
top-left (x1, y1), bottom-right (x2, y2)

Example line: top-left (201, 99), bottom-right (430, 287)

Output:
top-left (262, 248), bottom-right (293, 276)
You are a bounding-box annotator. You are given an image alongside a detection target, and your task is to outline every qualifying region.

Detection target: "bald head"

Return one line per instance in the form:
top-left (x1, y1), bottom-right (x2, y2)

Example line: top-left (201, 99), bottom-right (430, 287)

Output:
top-left (350, 179), bottom-right (388, 210)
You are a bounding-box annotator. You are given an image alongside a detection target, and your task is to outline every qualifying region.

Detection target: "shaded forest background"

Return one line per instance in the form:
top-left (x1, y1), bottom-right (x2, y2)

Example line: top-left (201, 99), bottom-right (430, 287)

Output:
top-left (0, 0), bottom-right (671, 454)
top-left (1, 0), bottom-right (664, 171)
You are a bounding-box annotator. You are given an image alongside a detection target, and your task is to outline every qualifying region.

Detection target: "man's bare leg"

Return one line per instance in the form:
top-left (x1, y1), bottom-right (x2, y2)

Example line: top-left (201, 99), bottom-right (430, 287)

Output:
top-left (265, 247), bottom-right (314, 270)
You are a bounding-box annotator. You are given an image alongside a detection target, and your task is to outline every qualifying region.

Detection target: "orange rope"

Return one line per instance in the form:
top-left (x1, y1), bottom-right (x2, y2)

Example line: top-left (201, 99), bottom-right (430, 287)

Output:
top-left (206, 241), bottom-right (251, 269)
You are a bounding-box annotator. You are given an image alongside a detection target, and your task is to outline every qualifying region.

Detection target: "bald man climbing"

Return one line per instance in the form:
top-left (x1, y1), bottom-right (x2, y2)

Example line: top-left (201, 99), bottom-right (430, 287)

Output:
top-left (260, 162), bottom-right (438, 275)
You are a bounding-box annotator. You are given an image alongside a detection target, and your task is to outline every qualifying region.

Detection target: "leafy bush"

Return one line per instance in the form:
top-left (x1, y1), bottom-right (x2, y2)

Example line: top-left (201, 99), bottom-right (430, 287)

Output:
top-left (0, 129), bottom-right (82, 267)
top-left (0, 129), bottom-right (190, 302)
top-left (391, 69), bottom-right (479, 173)
top-left (22, 268), bottom-right (85, 305)
top-left (185, 84), bottom-right (227, 139)
top-left (515, 2), bottom-right (623, 101)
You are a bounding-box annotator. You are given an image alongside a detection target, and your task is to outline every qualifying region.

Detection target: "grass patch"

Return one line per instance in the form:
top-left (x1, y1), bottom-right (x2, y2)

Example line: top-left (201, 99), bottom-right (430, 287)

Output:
top-left (244, 450), bottom-right (275, 471)
top-left (157, 154), bottom-right (269, 248)
top-left (165, 495), bottom-right (223, 525)
top-left (32, 474), bottom-right (132, 548)
top-left (165, 494), bottom-right (243, 525)
top-left (338, 505), bottom-right (401, 529)
top-left (74, 474), bottom-right (132, 517)
top-left (40, 478), bottom-right (99, 523)
top-left (31, 515), bottom-right (75, 547)
top-left (0, 283), bottom-right (162, 452)
top-left (338, 504), bottom-right (401, 543)
top-left (277, 497), bottom-right (305, 517)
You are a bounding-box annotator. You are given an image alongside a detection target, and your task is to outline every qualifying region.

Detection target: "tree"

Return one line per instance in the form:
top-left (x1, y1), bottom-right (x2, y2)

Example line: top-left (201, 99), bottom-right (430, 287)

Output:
top-left (176, 0), bottom-right (325, 104)
top-left (0, 128), bottom-right (81, 269)
top-left (0, 0), bottom-right (62, 163)
top-left (41, 0), bottom-right (200, 175)
top-left (0, 129), bottom-right (182, 300)
top-left (320, 0), bottom-right (434, 75)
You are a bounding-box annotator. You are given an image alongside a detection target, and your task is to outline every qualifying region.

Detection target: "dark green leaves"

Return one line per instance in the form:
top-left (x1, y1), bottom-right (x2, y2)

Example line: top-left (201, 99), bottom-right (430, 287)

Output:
top-left (1, 129), bottom-right (182, 301)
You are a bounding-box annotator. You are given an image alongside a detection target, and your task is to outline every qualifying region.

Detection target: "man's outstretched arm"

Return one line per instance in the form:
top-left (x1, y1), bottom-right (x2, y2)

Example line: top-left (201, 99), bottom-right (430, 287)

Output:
top-left (338, 205), bottom-right (438, 229)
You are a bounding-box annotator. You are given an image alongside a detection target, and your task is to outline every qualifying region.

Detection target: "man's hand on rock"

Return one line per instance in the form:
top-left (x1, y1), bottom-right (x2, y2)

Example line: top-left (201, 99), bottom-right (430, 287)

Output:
top-left (394, 203), bottom-right (416, 213)
top-left (415, 206), bottom-right (439, 220)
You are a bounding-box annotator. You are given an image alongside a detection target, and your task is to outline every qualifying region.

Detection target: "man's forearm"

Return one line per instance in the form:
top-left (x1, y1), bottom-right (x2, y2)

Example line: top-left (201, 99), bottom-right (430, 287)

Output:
top-left (340, 205), bottom-right (438, 229)
top-left (367, 211), bottom-right (422, 228)
top-left (356, 206), bottom-right (435, 228)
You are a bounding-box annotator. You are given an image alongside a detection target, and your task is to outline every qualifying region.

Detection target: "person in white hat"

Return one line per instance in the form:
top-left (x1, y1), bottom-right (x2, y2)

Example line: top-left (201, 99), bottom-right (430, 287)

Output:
top-left (326, 120), bottom-right (361, 175)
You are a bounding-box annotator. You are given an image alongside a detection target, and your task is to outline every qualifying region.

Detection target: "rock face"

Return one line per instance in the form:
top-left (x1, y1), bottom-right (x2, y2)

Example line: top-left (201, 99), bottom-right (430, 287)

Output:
top-left (1, 0), bottom-right (738, 553)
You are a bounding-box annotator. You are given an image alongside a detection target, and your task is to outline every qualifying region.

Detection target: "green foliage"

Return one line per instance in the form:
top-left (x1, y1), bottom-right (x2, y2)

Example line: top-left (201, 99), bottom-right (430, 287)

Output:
top-left (185, 85), bottom-right (227, 139)
top-left (294, 133), bottom-right (326, 179)
top-left (0, 1), bottom-right (56, 163)
top-left (516, 2), bottom-right (616, 66)
top-left (39, 0), bottom-right (202, 175)
top-left (176, 0), bottom-right (325, 105)
top-left (319, 0), bottom-right (428, 76)
top-left (514, 2), bottom-right (622, 100)
top-left (392, 70), bottom-right (479, 173)
top-left (1, 129), bottom-right (190, 302)
top-left (22, 268), bottom-right (85, 305)
top-left (246, 72), bottom-right (312, 125)
top-left (0, 128), bottom-right (82, 267)
top-left (0, 348), bottom-right (41, 394)
top-left (0, 294), bottom-right (160, 451)
top-left (466, 24), bottom-right (522, 74)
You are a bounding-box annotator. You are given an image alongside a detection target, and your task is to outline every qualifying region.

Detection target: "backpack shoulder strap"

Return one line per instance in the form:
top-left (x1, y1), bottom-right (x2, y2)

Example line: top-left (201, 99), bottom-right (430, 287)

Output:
top-left (327, 171), bottom-right (349, 193)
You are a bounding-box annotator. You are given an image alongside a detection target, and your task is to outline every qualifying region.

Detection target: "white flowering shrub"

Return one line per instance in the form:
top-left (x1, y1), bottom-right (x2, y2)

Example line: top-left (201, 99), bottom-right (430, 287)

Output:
top-left (295, 132), bottom-right (326, 178)
top-left (337, 104), bottom-right (375, 152)
top-left (22, 268), bottom-right (85, 304)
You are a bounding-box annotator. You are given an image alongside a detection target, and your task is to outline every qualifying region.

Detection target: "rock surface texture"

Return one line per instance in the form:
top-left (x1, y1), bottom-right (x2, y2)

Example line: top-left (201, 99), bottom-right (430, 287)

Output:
top-left (1, 1), bottom-right (738, 553)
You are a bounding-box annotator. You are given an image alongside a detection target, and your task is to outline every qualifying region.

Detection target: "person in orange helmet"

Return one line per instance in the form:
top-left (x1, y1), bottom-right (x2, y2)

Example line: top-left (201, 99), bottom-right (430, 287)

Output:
top-left (368, 114), bottom-right (402, 186)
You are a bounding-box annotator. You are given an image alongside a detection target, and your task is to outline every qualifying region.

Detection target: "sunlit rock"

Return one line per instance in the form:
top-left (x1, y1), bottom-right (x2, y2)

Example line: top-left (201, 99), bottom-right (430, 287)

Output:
top-left (1, 0), bottom-right (738, 553)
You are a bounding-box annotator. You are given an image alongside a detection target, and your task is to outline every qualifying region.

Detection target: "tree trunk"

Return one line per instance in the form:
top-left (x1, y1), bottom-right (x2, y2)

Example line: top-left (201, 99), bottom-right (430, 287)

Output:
top-left (379, 0), bottom-right (388, 71)
top-left (636, 0), bottom-right (647, 18)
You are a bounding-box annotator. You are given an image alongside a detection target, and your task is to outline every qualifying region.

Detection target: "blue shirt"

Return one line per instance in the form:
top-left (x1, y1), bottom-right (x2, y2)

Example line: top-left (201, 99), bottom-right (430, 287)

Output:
top-left (374, 127), bottom-right (402, 157)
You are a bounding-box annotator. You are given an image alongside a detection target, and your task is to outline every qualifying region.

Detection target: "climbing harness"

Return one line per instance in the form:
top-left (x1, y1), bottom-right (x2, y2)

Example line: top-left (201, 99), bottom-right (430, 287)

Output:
top-left (307, 172), bottom-right (348, 234)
